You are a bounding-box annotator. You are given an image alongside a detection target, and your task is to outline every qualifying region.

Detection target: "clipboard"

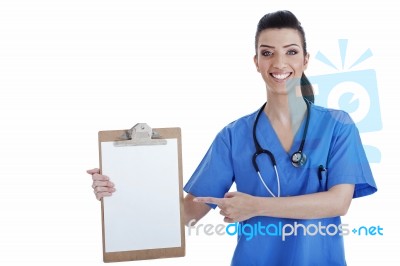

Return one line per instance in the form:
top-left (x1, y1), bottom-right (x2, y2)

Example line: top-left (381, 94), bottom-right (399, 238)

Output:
top-left (98, 123), bottom-right (185, 263)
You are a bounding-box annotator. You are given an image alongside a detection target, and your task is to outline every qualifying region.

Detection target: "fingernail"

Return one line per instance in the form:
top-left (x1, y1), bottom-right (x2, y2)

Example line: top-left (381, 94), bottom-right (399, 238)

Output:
top-left (193, 198), bottom-right (199, 202)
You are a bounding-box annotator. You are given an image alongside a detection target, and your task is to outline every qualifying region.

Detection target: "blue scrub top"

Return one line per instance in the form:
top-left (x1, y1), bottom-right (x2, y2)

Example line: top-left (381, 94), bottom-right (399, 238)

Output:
top-left (184, 103), bottom-right (377, 266)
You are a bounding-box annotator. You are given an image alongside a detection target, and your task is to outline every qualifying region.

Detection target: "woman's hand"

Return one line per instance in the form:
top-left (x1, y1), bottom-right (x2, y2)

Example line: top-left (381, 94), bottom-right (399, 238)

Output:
top-left (194, 192), bottom-right (259, 223)
top-left (87, 168), bottom-right (116, 200)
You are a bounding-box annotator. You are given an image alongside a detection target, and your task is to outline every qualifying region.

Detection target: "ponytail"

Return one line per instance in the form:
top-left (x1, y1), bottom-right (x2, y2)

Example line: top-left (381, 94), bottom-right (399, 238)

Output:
top-left (301, 73), bottom-right (314, 103)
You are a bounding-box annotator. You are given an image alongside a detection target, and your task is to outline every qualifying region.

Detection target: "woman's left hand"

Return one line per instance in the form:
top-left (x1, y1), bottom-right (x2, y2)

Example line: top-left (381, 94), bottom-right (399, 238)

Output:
top-left (194, 192), bottom-right (259, 223)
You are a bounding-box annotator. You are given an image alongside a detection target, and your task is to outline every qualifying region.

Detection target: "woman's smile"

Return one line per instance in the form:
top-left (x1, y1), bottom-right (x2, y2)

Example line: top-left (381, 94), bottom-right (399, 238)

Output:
top-left (270, 72), bottom-right (293, 82)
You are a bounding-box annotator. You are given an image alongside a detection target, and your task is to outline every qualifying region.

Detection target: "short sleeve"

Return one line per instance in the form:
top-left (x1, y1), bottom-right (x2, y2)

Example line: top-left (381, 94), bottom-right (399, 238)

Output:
top-left (183, 130), bottom-right (234, 208)
top-left (327, 113), bottom-right (377, 198)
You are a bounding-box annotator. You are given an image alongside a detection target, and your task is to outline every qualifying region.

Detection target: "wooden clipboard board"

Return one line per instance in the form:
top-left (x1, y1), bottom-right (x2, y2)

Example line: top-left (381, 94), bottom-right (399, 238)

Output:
top-left (98, 124), bottom-right (185, 263)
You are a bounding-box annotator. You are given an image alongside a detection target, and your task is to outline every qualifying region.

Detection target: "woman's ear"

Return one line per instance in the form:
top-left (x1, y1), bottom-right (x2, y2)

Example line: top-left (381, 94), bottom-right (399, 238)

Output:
top-left (303, 53), bottom-right (310, 70)
top-left (253, 54), bottom-right (260, 72)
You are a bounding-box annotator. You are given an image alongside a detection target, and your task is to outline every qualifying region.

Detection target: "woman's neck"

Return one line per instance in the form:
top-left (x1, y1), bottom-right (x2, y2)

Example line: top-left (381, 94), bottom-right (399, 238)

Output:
top-left (264, 93), bottom-right (307, 127)
top-left (263, 92), bottom-right (308, 152)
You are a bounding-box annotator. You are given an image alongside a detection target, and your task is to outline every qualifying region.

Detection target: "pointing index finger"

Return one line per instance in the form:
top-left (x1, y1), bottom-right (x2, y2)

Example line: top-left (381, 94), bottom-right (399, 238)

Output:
top-left (194, 197), bottom-right (224, 206)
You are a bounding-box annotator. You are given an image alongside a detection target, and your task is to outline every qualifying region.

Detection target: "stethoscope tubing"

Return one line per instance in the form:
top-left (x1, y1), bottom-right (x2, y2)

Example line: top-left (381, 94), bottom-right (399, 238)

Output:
top-left (252, 99), bottom-right (311, 197)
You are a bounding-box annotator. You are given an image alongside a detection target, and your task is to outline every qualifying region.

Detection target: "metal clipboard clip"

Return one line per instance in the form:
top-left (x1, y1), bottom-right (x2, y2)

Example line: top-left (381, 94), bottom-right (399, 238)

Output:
top-left (114, 123), bottom-right (167, 146)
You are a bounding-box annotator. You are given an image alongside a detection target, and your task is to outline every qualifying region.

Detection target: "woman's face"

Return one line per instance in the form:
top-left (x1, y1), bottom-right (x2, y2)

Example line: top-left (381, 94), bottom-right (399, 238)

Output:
top-left (254, 28), bottom-right (309, 96)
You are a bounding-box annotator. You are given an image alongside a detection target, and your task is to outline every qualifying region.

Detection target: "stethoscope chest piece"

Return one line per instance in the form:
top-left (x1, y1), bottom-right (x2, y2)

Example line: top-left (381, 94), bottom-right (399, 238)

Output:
top-left (291, 151), bottom-right (307, 167)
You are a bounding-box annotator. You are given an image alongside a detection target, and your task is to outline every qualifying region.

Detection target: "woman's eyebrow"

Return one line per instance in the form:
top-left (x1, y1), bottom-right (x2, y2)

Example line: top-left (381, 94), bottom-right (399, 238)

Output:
top-left (259, 44), bottom-right (300, 48)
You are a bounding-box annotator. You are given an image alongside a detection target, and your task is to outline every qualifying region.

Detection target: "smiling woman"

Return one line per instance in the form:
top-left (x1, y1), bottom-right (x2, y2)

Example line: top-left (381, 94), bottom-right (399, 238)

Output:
top-left (254, 11), bottom-right (314, 104)
top-left (88, 10), bottom-right (377, 266)
top-left (254, 29), bottom-right (309, 95)
top-left (183, 10), bottom-right (377, 266)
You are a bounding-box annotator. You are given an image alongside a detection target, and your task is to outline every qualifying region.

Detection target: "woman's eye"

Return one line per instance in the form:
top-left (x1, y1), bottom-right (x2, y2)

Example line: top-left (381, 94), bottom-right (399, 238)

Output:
top-left (287, 49), bottom-right (298, 55)
top-left (261, 51), bottom-right (272, 56)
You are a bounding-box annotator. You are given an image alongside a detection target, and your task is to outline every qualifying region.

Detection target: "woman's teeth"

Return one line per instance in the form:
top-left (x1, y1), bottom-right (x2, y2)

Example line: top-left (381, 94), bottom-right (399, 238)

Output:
top-left (271, 73), bottom-right (291, 80)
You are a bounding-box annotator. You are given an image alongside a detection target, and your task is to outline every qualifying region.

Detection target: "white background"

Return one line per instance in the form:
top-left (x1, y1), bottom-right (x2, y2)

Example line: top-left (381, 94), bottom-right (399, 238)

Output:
top-left (0, 0), bottom-right (398, 265)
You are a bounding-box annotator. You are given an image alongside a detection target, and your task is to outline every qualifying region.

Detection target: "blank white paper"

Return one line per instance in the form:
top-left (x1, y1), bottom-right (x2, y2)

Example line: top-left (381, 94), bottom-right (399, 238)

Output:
top-left (101, 139), bottom-right (181, 252)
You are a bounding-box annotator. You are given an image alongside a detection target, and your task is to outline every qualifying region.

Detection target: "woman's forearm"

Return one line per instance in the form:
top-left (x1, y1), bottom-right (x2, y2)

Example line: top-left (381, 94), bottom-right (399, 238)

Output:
top-left (254, 184), bottom-right (355, 219)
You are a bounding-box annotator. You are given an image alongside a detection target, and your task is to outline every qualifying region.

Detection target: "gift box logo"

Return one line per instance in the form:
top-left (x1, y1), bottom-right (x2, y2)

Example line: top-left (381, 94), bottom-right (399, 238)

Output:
top-left (309, 39), bottom-right (382, 163)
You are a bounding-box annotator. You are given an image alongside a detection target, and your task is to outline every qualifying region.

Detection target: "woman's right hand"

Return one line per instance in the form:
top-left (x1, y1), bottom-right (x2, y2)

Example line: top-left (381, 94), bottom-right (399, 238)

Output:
top-left (87, 168), bottom-right (116, 200)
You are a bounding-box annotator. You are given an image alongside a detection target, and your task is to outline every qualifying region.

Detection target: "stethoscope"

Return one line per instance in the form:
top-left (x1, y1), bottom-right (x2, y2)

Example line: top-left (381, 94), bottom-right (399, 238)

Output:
top-left (252, 99), bottom-right (311, 197)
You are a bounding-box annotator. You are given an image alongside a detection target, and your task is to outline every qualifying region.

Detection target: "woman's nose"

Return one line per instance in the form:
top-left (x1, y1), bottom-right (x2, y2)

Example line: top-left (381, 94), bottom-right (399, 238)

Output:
top-left (272, 54), bottom-right (287, 69)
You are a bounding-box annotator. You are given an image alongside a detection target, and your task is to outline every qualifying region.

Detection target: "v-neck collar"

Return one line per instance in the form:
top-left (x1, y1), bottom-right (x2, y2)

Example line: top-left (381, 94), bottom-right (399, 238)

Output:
top-left (257, 108), bottom-right (308, 159)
